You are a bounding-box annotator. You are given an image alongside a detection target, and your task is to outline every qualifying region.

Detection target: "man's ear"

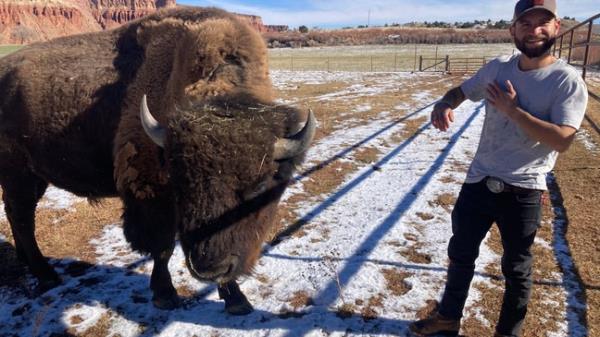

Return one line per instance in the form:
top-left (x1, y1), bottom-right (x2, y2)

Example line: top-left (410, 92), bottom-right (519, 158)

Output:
top-left (554, 18), bottom-right (561, 34)
top-left (509, 24), bottom-right (515, 37)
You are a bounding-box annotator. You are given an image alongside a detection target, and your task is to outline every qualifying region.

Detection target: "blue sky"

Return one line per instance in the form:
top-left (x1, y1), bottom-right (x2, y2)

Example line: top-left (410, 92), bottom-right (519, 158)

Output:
top-left (178, 0), bottom-right (599, 28)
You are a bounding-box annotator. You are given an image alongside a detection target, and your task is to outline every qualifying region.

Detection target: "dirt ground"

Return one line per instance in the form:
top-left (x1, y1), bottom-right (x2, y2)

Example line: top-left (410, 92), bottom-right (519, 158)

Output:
top-left (550, 96), bottom-right (600, 337)
top-left (0, 73), bottom-right (598, 336)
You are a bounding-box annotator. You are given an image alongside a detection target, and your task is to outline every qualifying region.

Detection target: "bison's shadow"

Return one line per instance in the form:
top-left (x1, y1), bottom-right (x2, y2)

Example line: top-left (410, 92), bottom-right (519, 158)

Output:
top-left (0, 242), bottom-right (420, 336)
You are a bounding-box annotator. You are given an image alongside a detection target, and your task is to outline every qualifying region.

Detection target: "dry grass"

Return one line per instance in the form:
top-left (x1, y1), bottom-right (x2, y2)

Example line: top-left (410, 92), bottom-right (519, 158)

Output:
top-left (354, 147), bottom-right (382, 164)
top-left (382, 268), bottom-right (412, 296)
top-left (0, 196), bottom-right (122, 289)
top-left (288, 290), bottom-right (314, 309)
top-left (302, 161), bottom-right (357, 197)
top-left (551, 106), bottom-right (600, 337)
top-left (415, 212), bottom-right (434, 221)
top-left (66, 312), bottom-right (114, 337)
top-left (429, 193), bottom-right (456, 213)
top-left (0, 45), bottom-right (21, 58)
top-left (400, 245), bottom-right (433, 265)
top-left (360, 293), bottom-right (385, 320)
top-left (0, 197), bottom-right (122, 264)
top-left (415, 299), bottom-right (439, 320)
top-left (335, 303), bottom-right (356, 319)
top-left (268, 43), bottom-right (513, 71)
top-left (439, 175), bottom-right (459, 184)
top-left (390, 116), bottom-right (429, 143)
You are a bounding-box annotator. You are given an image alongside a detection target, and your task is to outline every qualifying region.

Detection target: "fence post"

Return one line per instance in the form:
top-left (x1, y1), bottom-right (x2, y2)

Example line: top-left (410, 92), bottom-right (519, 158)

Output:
top-left (567, 29), bottom-right (574, 63)
top-left (582, 21), bottom-right (593, 79)
top-left (558, 35), bottom-right (563, 58)
top-left (413, 44), bottom-right (417, 72)
top-left (434, 45), bottom-right (439, 71)
top-left (419, 55), bottom-right (423, 71)
top-left (445, 55), bottom-right (449, 72)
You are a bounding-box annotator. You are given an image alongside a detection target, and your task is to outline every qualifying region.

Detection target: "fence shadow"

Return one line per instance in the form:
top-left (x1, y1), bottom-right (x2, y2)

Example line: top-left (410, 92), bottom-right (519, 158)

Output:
top-left (270, 101), bottom-right (436, 247)
top-left (546, 173), bottom-right (590, 336)
top-left (273, 103), bottom-right (483, 337)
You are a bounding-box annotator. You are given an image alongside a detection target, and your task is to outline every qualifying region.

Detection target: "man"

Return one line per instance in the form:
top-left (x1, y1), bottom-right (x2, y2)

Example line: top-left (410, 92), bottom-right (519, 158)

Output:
top-left (408, 1), bottom-right (588, 336)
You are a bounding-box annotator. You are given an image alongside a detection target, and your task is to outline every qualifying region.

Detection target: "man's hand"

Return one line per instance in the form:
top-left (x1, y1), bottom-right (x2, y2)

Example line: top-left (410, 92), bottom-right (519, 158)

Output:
top-left (431, 102), bottom-right (454, 131)
top-left (486, 80), bottom-right (520, 119)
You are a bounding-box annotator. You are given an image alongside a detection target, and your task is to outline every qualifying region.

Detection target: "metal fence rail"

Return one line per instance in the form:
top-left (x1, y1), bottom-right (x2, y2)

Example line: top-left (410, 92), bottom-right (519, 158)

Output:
top-left (553, 13), bottom-right (600, 80)
top-left (418, 55), bottom-right (493, 73)
top-left (270, 54), bottom-right (497, 73)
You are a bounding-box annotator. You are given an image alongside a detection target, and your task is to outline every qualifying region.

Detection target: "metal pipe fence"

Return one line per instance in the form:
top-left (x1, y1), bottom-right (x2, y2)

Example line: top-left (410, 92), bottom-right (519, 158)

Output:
top-left (269, 54), bottom-right (498, 73)
top-left (553, 13), bottom-right (600, 80)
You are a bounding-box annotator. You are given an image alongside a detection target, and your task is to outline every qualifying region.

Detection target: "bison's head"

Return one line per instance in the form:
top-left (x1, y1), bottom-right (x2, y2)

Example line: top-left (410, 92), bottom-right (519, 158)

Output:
top-left (140, 94), bottom-right (315, 283)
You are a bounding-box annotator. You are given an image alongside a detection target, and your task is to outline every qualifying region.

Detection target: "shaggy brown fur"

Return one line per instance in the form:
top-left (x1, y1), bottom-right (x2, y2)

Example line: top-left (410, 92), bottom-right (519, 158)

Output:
top-left (0, 7), bottom-right (311, 314)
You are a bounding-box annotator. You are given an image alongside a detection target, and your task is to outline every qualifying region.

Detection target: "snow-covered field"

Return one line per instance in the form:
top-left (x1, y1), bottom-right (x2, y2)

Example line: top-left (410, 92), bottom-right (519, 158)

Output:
top-left (0, 71), bottom-right (588, 336)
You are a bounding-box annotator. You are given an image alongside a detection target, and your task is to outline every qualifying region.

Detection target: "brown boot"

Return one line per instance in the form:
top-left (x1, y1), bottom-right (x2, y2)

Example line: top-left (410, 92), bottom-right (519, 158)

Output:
top-left (408, 313), bottom-right (460, 336)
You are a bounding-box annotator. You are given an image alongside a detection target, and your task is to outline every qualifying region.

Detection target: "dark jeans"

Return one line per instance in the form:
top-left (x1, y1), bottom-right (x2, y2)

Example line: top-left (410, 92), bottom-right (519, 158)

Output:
top-left (438, 179), bottom-right (542, 337)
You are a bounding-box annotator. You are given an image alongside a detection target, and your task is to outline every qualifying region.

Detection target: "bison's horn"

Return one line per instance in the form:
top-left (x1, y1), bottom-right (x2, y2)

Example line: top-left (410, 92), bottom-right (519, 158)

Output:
top-left (273, 109), bottom-right (316, 160)
top-left (140, 95), bottom-right (166, 148)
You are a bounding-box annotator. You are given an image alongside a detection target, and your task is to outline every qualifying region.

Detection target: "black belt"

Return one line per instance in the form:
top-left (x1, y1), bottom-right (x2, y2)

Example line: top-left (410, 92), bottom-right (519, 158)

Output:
top-left (484, 177), bottom-right (535, 194)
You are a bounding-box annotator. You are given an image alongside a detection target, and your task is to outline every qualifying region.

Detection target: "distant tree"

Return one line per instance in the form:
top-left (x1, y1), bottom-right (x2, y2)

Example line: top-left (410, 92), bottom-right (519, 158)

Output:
top-left (491, 20), bottom-right (511, 29)
top-left (298, 25), bottom-right (309, 33)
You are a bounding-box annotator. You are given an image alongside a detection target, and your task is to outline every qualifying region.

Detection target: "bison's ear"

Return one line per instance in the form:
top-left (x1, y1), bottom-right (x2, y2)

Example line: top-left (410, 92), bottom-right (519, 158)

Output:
top-left (136, 18), bottom-right (186, 47)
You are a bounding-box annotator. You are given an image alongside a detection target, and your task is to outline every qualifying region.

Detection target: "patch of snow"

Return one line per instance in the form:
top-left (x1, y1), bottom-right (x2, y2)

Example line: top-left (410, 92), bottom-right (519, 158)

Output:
top-left (575, 128), bottom-right (599, 154)
top-left (0, 186), bottom-right (84, 222)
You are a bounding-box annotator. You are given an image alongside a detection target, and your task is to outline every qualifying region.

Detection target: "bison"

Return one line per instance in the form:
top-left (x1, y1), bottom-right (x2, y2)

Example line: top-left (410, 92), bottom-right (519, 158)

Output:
top-left (0, 7), bottom-right (315, 315)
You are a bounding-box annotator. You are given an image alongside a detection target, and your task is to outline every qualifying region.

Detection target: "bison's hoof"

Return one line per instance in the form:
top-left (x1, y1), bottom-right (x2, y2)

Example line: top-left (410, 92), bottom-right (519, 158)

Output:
top-left (152, 294), bottom-right (181, 310)
top-left (225, 299), bottom-right (254, 315)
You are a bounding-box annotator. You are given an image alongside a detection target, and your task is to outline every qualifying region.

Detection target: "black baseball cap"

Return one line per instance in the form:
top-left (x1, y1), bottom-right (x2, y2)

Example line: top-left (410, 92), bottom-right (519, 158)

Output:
top-left (513, 0), bottom-right (558, 22)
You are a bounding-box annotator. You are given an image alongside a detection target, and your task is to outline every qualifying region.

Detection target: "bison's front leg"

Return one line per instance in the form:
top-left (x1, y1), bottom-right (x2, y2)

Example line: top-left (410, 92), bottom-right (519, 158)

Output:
top-left (218, 280), bottom-right (253, 315)
top-left (122, 196), bottom-right (179, 309)
top-left (150, 247), bottom-right (181, 309)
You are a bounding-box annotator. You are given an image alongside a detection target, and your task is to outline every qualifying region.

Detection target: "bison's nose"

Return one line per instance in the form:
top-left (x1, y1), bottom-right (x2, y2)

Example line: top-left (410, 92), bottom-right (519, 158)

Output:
top-left (187, 251), bottom-right (240, 282)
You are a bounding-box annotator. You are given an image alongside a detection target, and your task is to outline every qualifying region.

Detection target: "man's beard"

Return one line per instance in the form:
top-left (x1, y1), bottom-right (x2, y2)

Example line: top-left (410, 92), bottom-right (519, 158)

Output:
top-left (514, 36), bottom-right (556, 58)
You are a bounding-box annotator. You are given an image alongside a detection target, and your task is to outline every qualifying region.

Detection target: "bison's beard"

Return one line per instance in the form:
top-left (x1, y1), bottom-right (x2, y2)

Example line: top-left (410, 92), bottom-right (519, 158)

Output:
top-left (183, 238), bottom-right (242, 283)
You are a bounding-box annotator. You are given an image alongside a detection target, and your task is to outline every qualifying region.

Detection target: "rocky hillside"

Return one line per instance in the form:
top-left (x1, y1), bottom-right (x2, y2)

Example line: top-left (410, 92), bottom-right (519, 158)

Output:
top-left (0, 0), bottom-right (175, 44)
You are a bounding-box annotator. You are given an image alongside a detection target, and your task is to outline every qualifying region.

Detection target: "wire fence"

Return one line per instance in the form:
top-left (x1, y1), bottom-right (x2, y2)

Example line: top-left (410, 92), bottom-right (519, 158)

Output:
top-left (268, 44), bottom-right (515, 73)
top-left (270, 54), bottom-right (501, 73)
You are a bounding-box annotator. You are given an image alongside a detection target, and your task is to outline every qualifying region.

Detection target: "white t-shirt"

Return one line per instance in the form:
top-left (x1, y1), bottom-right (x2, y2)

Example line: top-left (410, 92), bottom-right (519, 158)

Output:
top-left (461, 54), bottom-right (588, 190)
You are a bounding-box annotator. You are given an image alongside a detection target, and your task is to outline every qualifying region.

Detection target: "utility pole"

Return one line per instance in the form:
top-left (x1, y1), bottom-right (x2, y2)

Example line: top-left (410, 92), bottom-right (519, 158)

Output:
top-left (367, 9), bottom-right (370, 27)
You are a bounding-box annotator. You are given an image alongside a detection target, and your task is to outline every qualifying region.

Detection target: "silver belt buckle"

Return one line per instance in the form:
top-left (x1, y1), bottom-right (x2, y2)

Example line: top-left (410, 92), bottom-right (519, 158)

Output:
top-left (486, 177), bottom-right (504, 193)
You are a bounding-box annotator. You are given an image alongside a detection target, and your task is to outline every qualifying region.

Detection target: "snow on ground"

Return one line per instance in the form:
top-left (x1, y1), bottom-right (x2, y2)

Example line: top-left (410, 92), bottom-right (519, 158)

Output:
top-left (0, 186), bottom-right (85, 222)
top-left (0, 71), bottom-right (579, 336)
top-left (575, 128), bottom-right (599, 154)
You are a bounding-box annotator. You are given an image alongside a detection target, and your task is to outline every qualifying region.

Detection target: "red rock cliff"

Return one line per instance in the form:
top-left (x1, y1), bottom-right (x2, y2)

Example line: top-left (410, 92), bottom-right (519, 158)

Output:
top-left (0, 2), bottom-right (283, 45)
top-left (0, 0), bottom-right (175, 44)
top-left (89, 0), bottom-right (175, 29)
top-left (234, 13), bottom-right (288, 33)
